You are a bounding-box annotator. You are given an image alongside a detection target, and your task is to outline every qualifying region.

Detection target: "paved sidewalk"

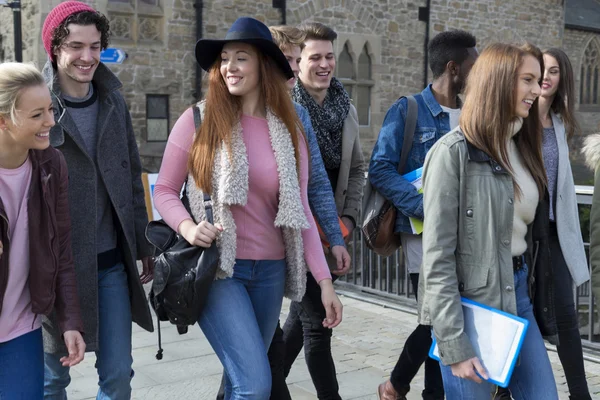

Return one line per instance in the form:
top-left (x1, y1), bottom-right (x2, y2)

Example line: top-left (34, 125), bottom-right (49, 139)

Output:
top-left (67, 292), bottom-right (600, 399)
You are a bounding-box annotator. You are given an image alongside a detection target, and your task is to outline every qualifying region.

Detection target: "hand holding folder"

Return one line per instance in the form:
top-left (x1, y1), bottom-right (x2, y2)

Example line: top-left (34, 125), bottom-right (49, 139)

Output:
top-left (429, 297), bottom-right (529, 388)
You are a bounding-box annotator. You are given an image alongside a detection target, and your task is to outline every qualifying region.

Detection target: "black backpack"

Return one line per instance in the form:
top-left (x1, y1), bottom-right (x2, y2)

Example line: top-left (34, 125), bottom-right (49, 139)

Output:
top-left (145, 105), bottom-right (219, 359)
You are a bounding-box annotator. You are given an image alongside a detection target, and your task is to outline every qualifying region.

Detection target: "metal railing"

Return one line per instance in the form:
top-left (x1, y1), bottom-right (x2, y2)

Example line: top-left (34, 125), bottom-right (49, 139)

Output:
top-left (337, 185), bottom-right (600, 351)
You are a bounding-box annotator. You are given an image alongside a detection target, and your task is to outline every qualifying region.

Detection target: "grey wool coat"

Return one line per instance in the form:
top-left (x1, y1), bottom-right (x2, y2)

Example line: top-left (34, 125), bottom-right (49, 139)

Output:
top-left (41, 61), bottom-right (154, 354)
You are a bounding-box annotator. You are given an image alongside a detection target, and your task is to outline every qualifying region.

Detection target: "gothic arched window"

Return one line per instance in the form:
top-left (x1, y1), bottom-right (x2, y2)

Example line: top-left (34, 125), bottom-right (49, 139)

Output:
top-left (356, 45), bottom-right (373, 126)
top-left (336, 42), bottom-right (373, 126)
top-left (580, 38), bottom-right (600, 106)
top-left (337, 42), bottom-right (355, 98)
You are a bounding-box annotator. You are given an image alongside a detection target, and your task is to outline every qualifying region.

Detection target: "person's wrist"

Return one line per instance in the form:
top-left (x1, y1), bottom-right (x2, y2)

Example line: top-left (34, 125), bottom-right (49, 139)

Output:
top-left (178, 220), bottom-right (194, 241)
top-left (318, 278), bottom-right (334, 290)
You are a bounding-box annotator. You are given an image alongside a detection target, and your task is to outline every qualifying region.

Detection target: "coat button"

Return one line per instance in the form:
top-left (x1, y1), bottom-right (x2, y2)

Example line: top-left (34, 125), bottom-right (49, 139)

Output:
top-left (505, 286), bottom-right (513, 292)
top-left (508, 199), bottom-right (513, 204)
top-left (543, 307), bottom-right (548, 312)
top-left (122, 161), bottom-right (128, 168)
top-left (495, 166), bottom-right (501, 171)
top-left (459, 282), bottom-right (465, 291)
top-left (466, 209), bottom-right (473, 217)
top-left (503, 239), bottom-right (510, 246)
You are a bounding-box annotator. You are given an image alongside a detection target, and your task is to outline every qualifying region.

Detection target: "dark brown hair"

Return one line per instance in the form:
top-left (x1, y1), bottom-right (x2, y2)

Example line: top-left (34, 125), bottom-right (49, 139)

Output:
top-left (51, 11), bottom-right (110, 58)
top-left (460, 42), bottom-right (546, 199)
top-left (299, 22), bottom-right (337, 47)
top-left (543, 47), bottom-right (580, 139)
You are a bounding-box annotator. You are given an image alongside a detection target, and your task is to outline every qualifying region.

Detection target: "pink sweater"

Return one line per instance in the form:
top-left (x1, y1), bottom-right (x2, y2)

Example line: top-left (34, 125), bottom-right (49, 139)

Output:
top-left (0, 159), bottom-right (41, 343)
top-left (153, 108), bottom-right (331, 283)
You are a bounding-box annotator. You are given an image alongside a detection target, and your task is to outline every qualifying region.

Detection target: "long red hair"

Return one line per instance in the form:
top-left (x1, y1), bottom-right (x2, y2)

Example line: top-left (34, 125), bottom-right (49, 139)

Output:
top-left (188, 47), bottom-right (305, 193)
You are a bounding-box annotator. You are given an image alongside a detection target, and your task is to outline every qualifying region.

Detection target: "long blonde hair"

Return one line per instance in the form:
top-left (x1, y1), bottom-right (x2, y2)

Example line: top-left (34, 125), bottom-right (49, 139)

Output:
top-left (460, 43), bottom-right (546, 199)
top-left (0, 62), bottom-right (45, 124)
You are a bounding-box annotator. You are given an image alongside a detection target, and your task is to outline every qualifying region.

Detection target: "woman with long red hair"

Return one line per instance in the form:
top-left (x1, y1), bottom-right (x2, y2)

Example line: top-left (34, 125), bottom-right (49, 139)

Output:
top-left (153, 17), bottom-right (342, 399)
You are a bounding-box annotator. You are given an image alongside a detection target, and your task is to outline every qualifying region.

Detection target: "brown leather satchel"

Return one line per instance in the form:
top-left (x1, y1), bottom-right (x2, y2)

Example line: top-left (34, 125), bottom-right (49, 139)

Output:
top-left (362, 96), bottom-right (418, 257)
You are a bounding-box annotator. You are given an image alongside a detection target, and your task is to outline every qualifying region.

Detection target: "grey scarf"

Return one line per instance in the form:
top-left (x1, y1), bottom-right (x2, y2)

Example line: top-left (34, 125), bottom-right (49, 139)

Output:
top-left (292, 77), bottom-right (350, 170)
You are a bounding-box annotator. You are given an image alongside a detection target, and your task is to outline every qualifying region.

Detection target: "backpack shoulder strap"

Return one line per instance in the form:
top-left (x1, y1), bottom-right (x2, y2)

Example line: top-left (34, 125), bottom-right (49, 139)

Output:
top-left (397, 95), bottom-right (418, 175)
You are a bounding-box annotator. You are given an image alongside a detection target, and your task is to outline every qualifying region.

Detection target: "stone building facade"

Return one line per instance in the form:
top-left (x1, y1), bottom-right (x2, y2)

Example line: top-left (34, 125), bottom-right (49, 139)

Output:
top-left (1, 0), bottom-right (598, 178)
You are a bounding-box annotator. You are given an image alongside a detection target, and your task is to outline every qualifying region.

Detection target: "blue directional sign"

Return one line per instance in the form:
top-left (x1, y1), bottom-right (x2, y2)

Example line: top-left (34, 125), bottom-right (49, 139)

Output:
top-left (100, 48), bottom-right (127, 64)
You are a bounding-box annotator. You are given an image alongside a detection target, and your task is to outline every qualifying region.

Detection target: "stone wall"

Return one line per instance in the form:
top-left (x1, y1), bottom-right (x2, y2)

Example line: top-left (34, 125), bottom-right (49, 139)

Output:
top-left (0, 0), bottom-right (43, 64)
top-left (288, 0), bottom-right (428, 152)
top-left (430, 0), bottom-right (564, 51)
top-left (2, 0), bottom-right (596, 173)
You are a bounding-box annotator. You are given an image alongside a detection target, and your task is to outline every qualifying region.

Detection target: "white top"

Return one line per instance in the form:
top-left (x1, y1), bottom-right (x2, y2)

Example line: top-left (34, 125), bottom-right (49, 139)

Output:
top-left (508, 139), bottom-right (539, 256)
top-left (440, 105), bottom-right (461, 130)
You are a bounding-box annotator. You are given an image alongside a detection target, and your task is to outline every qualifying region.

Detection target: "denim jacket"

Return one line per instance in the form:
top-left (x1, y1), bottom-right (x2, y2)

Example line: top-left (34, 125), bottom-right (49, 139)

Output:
top-left (295, 103), bottom-right (345, 248)
top-left (368, 85), bottom-right (459, 233)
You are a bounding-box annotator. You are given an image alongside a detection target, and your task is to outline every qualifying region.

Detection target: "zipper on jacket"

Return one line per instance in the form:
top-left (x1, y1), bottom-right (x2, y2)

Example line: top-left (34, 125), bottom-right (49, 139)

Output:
top-left (40, 170), bottom-right (59, 309)
top-left (528, 241), bottom-right (540, 299)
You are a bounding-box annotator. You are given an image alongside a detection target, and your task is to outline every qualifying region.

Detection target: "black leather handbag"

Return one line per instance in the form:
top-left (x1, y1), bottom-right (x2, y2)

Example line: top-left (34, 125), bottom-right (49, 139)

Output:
top-left (146, 191), bottom-right (218, 329)
top-left (145, 105), bottom-right (218, 359)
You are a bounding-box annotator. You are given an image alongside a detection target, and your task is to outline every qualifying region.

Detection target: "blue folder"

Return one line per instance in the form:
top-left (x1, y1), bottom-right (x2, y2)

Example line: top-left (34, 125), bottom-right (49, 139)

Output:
top-left (428, 297), bottom-right (529, 388)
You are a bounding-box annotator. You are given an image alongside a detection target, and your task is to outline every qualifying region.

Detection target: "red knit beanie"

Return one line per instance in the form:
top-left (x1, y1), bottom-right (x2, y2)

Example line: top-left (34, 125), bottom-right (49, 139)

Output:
top-left (42, 1), bottom-right (96, 62)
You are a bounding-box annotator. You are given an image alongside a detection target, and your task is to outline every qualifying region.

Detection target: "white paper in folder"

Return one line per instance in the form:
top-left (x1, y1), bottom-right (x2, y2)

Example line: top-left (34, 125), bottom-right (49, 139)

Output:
top-left (429, 297), bottom-right (529, 388)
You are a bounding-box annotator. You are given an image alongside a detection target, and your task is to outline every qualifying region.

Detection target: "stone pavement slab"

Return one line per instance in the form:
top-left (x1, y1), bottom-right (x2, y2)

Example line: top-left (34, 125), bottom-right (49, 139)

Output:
top-left (67, 292), bottom-right (600, 399)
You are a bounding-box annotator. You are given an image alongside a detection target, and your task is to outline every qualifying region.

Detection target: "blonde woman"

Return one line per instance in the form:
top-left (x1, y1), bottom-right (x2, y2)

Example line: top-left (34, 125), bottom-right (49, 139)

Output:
top-left (0, 62), bottom-right (84, 398)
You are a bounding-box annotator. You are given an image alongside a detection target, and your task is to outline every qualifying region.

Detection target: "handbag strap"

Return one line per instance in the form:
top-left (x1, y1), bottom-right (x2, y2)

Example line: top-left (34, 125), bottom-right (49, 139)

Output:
top-left (397, 95), bottom-right (418, 175)
top-left (189, 104), bottom-right (214, 224)
top-left (193, 103), bottom-right (201, 131)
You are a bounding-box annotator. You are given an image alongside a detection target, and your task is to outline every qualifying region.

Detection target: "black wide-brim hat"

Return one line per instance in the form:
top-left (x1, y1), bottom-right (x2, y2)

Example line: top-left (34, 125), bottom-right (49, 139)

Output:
top-left (195, 17), bottom-right (294, 80)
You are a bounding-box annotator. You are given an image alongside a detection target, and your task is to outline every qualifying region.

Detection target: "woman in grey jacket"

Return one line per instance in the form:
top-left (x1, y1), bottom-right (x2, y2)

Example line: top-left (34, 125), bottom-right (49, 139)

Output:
top-left (419, 43), bottom-right (558, 399)
top-left (497, 46), bottom-right (592, 400)
top-left (534, 48), bottom-right (590, 399)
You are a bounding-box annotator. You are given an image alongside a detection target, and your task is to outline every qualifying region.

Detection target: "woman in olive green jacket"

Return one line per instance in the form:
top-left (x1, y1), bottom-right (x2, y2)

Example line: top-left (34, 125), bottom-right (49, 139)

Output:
top-left (418, 43), bottom-right (559, 399)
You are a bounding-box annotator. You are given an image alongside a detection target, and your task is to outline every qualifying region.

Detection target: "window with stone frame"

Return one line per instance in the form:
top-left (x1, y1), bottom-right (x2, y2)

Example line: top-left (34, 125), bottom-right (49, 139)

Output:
top-left (580, 38), bottom-right (600, 106)
top-left (336, 41), bottom-right (373, 126)
top-left (146, 95), bottom-right (169, 142)
top-left (337, 42), bottom-right (355, 99)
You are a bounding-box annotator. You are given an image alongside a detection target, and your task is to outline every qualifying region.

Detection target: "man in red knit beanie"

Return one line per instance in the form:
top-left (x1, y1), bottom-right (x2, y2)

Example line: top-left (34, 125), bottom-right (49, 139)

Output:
top-left (41, 2), bottom-right (154, 399)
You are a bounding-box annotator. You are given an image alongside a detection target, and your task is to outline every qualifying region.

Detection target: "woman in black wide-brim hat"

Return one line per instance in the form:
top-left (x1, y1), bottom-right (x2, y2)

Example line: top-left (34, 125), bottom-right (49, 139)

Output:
top-left (153, 17), bottom-right (343, 399)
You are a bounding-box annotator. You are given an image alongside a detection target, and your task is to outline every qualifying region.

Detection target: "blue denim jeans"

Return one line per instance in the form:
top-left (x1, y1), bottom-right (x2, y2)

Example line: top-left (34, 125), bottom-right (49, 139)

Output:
top-left (439, 265), bottom-right (558, 400)
top-left (199, 259), bottom-right (286, 400)
top-left (0, 328), bottom-right (44, 399)
top-left (44, 262), bottom-right (133, 400)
